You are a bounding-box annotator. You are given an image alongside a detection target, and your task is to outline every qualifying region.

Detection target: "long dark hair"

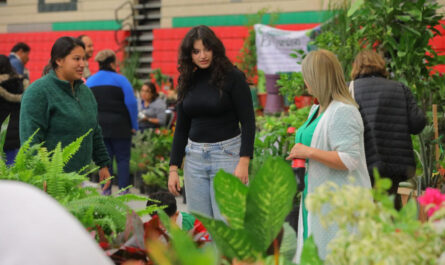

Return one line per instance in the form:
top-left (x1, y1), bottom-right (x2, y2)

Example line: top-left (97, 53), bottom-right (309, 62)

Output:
top-left (0, 54), bottom-right (18, 77)
top-left (177, 25), bottom-right (233, 101)
top-left (143, 82), bottom-right (159, 102)
top-left (49, 36), bottom-right (85, 70)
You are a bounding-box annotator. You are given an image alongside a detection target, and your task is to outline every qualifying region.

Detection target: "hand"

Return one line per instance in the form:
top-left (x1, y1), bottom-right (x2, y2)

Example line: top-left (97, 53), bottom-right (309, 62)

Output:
top-left (131, 129), bottom-right (136, 134)
top-left (168, 170), bottom-right (181, 196)
top-left (99, 166), bottom-right (111, 191)
top-left (286, 143), bottom-right (312, 160)
top-left (234, 157), bottom-right (250, 184)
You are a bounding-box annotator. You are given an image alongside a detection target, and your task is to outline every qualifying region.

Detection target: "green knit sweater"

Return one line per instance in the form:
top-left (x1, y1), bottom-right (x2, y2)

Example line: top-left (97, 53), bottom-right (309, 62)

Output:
top-left (20, 70), bottom-right (110, 172)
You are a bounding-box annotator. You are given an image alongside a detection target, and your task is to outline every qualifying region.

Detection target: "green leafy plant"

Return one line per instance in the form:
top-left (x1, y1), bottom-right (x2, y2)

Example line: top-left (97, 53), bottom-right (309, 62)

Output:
top-left (151, 68), bottom-right (170, 89)
top-left (0, 127), bottom-right (154, 241)
top-left (0, 115), bottom-right (9, 160)
top-left (236, 8), bottom-right (280, 85)
top-left (305, 174), bottom-right (445, 264)
top-left (121, 52), bottom-right (144, 91)
top-left (192, 157), bottom-right (296, 262)
top-left (276, 72), bottom-right (305, 103)
top-left (253, 105), bottom-right (309, 164)
top-left (314, 0), bottom-right (364, 78)
top-left (146, 211), bottom-right (220, 265)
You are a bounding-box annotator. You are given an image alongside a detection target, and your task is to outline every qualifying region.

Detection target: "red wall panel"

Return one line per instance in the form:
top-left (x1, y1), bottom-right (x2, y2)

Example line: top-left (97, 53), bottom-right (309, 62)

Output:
top-left (0, 30), bottom-right (129, 82)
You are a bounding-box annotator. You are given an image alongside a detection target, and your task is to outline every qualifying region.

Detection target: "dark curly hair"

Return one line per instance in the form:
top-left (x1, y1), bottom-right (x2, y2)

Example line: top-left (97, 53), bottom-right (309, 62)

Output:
top-left (177, 25), bottom-right (233, 101)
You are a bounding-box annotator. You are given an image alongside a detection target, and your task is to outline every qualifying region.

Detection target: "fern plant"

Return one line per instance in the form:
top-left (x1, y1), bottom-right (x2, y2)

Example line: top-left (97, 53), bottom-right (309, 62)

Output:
top-left (0, 128), bottom-right (157, 241)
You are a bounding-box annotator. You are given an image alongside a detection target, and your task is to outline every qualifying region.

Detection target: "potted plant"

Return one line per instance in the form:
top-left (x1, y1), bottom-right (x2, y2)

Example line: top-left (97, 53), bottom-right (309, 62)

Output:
top-left (236, 8), bottom-right (279, 114)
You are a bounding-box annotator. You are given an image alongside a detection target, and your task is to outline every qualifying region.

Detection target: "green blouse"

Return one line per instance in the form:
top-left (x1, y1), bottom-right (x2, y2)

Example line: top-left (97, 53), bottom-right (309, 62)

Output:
top-left (294, 106), bottom-right (323, 240)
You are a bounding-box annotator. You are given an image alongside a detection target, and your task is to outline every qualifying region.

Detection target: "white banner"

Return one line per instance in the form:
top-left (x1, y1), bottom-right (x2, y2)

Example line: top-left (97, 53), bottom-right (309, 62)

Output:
top-left (255, 24), bottom-right (312, 74)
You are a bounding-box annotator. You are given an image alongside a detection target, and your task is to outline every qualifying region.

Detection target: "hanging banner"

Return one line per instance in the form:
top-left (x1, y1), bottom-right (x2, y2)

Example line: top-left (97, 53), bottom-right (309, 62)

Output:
top-left (255, 24), bottom-right (312, 74)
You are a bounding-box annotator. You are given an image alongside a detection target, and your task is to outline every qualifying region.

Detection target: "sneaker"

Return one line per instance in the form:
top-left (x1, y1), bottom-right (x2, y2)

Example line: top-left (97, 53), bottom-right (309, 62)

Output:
top-left (101, 189), bottom-right (111, 196)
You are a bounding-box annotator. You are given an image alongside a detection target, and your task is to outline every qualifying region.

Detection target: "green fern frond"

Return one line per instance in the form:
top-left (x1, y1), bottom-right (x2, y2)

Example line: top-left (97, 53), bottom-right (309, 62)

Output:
top-left (115, 193), bottom-right (148, 203)
top-left (66, 195), bottom-right (132, 234)
top-left (62, 129), bottom-right (92, 165)
top-left (136, 205), bottom-right (166, 217)
top-left (14, 129), bottom-right (40, 170)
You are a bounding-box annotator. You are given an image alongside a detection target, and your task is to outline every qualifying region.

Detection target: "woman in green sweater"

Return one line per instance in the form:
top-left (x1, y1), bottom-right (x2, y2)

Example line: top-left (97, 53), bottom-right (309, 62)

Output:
top-left (20, 36), bottom-right (111, 190)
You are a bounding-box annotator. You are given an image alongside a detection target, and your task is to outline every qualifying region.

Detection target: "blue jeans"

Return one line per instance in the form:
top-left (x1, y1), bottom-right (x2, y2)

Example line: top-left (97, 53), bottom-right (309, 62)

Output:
top-left (5, 149), bottom-right (19, 166)
top-left (103, 138), bottom-right (132, 191)
top-left (184, 135), bottom-right (241, 220)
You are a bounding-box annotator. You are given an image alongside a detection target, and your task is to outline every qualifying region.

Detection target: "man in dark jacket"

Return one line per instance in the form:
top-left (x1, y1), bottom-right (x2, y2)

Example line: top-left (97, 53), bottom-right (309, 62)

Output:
top-left (350, 50), bottom-right (426, 208)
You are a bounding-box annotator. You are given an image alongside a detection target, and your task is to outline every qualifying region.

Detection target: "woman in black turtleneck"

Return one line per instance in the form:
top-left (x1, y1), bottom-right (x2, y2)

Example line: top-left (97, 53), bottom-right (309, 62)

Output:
top-left (168, 25), bottom-right (255, 219)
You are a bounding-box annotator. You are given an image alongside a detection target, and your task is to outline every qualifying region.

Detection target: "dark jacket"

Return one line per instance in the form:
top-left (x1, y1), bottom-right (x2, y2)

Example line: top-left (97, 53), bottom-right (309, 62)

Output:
top-left (20, 70), bottom-right (110, 173)
top-left (0, 74), bottom-right (24, 150)
top-left (353, 75), bottom-right (426, 181)
top-left (86, 70), bottom-right (138, 139)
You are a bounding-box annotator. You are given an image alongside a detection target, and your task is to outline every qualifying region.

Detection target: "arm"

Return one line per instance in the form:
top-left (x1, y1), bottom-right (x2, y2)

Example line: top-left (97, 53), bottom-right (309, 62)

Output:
top-left (0, 85), bottom-right (21, 102)
top-left (120, 76), bottom-right (139, 131)
top-left (168, 101), bottom-right (191, 195)
top-left (402, 84), bottom-right (426, 134)
top-left (287, 144), bottom-right (347, 170)
top-left (287, 105), bottom-right (362, 171)
top-left (91, 122), bottom-right (111, 169)
top-left (147, 99), bottom-right (167, 125)
top-left (19, 84), bottom-right (48, 145)
top-left (154, 100), bottom-right (167, 126)
top-left (231, 69), bottom-right (256, 183)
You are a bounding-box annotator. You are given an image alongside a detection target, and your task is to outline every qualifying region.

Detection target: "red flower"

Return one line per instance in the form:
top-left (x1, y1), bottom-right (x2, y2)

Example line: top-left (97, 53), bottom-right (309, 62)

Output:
top-left (287, 127), bottom-right (296, 134)
top-left (418, 188), bottom-right (445, 217)
top-left (99, 242), bottom-right (110, 249)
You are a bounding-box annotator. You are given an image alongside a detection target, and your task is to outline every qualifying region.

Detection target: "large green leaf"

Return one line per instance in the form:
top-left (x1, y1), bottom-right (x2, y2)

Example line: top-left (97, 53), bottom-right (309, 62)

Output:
top-left (214, 170), bottom-right (248, 229)
top-left (0, 115), bottom-right (9, 160)
top-left (244, 157), bottom-right (297, 252)
top-left (347, 0), bottom-right (364, 17)
top-left (193, 213), bottom-right (258, 260)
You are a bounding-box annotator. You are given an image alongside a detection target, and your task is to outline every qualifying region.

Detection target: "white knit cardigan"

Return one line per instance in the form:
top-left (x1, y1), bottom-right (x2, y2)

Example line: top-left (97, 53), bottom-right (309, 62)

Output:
top-left (294, 100), bottom-right (372, 262)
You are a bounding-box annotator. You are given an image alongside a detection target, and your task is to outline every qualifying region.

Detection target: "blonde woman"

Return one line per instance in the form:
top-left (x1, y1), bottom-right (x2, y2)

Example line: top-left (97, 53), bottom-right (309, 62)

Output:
top-left (286, 50), bottom-right (371, 261)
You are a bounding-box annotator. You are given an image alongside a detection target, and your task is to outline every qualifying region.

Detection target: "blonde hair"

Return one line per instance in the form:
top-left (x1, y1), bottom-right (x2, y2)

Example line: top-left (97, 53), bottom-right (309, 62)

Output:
top-left (351, 50), bottom-right (388, 80)
top-left (301, 49), bottom-right (358, 108)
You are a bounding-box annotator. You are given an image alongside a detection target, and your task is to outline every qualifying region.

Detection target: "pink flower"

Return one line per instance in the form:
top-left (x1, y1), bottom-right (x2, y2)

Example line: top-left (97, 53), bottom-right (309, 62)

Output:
top-left (287, 127), bottom-right (296, 134)
top-left (418, 188), bottom-right (445, 217)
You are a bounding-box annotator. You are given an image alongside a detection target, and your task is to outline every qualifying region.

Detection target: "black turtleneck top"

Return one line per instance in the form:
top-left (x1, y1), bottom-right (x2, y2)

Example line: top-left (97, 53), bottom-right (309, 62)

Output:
top-left (169, 67), bottom-right (256, 167)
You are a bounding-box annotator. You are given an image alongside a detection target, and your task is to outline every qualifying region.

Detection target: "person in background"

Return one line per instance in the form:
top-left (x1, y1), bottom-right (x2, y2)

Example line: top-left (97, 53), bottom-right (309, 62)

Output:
top-left (138, 82), bottom-right (167, 130)
top-left (168, 25), bottom-right (256, 220)
top-left (20, 36), bottom-right (111, 191)
top-left (350, 50), bottom-right (426, 208)
top-left (164, 76), bottom-right (178, 107)
top-left (0, 55), bottom-right (25, 165)
top-left (287, 50), bottom-right (371, 261)
top-left (86, 49), bottom-right (138, 195)
top-left (9, 42), bottom-right (30, 82)
top-left (78, 35), bottom-right (94, 79)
